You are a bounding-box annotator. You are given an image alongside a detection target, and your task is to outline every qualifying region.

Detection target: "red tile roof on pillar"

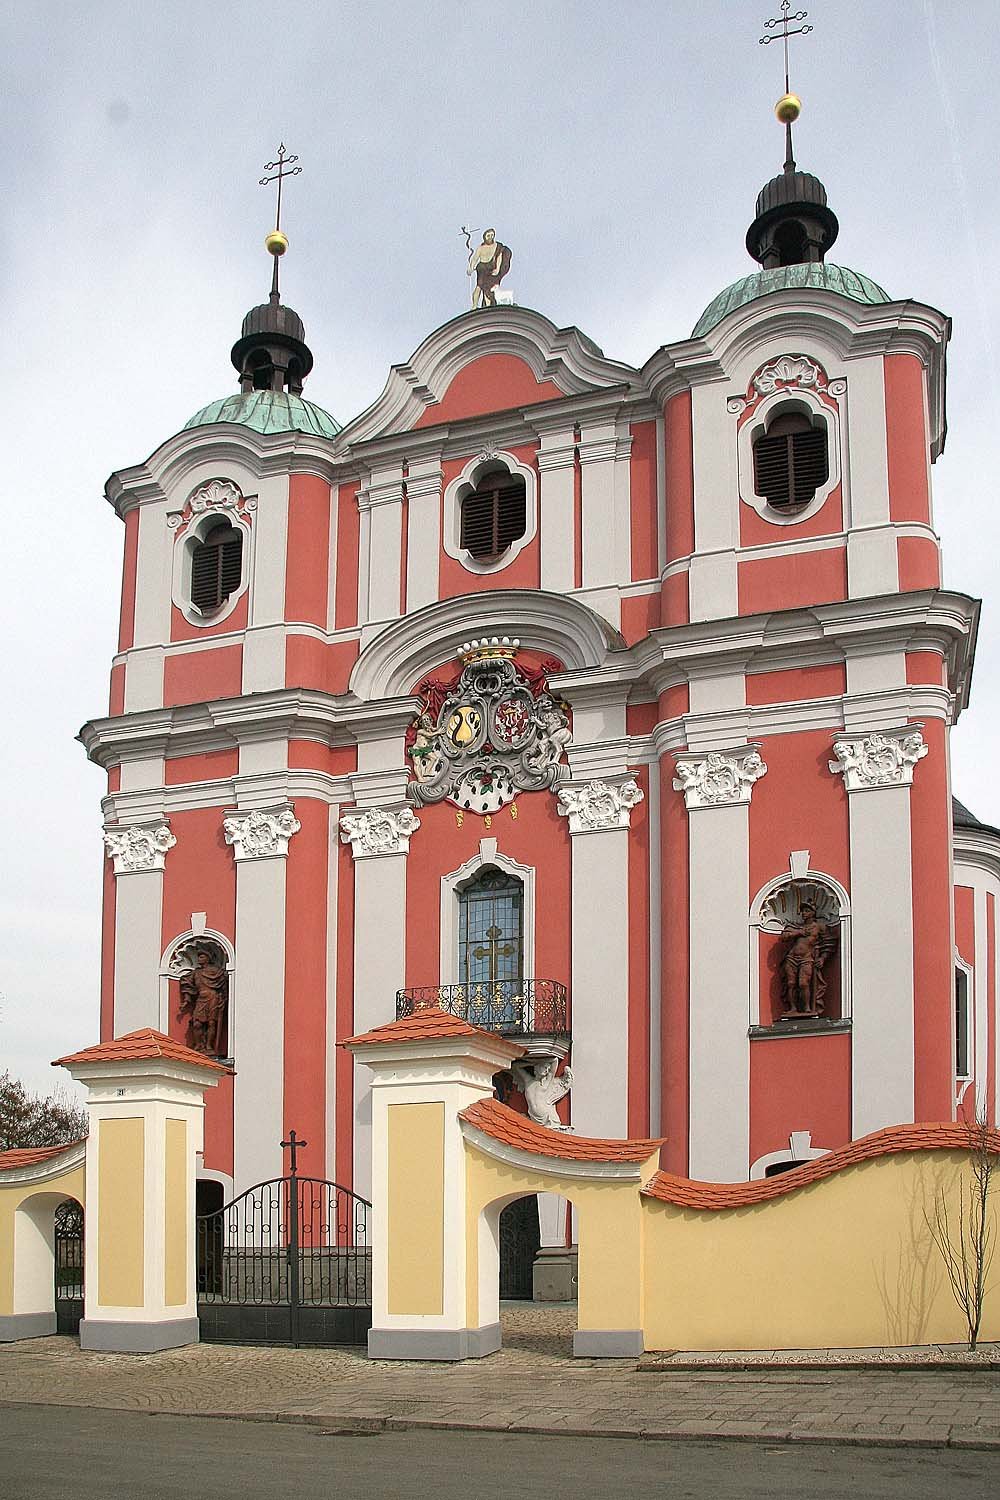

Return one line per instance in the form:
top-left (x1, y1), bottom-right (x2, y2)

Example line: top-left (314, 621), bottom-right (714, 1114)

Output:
top-left (460, 1097), bottom-right (663, 1163)
top-left (0, 1140), bottom-right (86, 1172)
top-left (342, 1005), bottom-right (522, 1050)
top-left (53, 1028), bottom-right (228, 1073)
top-left (642, 1121), bottom-right (1000, 1209)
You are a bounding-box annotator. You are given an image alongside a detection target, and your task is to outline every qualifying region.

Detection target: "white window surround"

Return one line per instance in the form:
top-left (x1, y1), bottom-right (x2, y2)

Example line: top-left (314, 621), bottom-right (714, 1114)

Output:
top-left (442, 450), bottom-right (537, 575)
top-left (954, 952), bottom-right (974, 1091)
top-left (158, 926), bottom-right (236, 1055)
top-left (170, 492), bottom-right (254, 629)
top-left (749, 864), bottom-right (852, 1027)
top-left (440, 838), bottom-right (535, 984)
top-left (750, 1130), bottom-right (831, 1180)
top-left (736, 386), bottom-right (843, 528)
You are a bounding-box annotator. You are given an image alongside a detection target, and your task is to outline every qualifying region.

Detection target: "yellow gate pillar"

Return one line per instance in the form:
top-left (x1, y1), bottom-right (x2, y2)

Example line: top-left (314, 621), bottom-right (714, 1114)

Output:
top-left (345, 1007), bottom-right (523, 1359)
top-left (54, 1029), bottom-right (225, 1353)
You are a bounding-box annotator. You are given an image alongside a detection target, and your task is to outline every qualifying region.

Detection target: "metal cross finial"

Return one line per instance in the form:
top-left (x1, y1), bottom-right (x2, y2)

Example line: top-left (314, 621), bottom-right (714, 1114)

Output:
top-left (759, 2), bottom-right (813, 96)
top-left (280, 1128), bottom-right (308, 1176)
top-left (259, 143), bottom-right (302, 235)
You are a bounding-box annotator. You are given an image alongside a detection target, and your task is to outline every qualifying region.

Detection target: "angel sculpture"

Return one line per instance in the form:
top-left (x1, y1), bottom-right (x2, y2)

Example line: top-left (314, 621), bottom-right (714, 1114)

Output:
top-left (522, 695), bottom-right (571, 776)
top-left (511, 1058), bottom-right (572, 1130)
top-left (779, 902), bottom-right (838, 1017)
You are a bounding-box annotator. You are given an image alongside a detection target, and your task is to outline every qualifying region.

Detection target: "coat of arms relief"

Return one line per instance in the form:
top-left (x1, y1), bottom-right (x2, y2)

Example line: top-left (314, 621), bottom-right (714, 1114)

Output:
top-left (406, 638), bottom-right (571, 815)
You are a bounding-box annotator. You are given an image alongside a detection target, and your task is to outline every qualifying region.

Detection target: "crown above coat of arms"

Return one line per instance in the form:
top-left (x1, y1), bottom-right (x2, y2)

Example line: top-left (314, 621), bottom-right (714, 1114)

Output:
top-left (458, 636), bottom-right (520, 664)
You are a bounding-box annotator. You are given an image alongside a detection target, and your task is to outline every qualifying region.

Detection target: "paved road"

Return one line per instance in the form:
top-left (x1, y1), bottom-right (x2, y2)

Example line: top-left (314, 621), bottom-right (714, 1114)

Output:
top-left (2, 1407), bottom-right (998, 1500)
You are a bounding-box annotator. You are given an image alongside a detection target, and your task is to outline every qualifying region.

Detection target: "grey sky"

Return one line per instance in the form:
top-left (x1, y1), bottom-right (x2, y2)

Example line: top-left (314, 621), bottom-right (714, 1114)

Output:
top-left (2, 0), bottom-right (998, 1094)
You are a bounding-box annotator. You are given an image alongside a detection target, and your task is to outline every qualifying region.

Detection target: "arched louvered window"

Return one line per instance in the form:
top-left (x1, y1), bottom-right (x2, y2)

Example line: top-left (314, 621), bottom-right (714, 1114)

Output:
top-left (190, 521), bottom-right (243, 612)
top-left (460, 469), bottom-right (527, 559)
top-left (753, 410), bottom-right (829, 513)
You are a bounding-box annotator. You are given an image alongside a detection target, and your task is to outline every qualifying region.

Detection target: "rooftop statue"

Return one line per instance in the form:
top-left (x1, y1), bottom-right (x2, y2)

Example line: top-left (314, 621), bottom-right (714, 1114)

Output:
top-left (463, 226), bottom-right (513, 308)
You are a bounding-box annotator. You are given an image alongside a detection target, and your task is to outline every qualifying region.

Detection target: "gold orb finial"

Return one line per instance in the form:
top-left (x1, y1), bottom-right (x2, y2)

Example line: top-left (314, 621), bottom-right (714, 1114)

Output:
top-left (775, 92), bottom-right (802, 125)
top-left (265, 229), bottom-right (289, 257)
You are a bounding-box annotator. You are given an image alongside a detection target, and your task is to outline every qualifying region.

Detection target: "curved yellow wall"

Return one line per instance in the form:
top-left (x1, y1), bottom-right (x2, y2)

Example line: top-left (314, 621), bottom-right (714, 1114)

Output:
top-left (0, 1163), bottom-right (85, 1318)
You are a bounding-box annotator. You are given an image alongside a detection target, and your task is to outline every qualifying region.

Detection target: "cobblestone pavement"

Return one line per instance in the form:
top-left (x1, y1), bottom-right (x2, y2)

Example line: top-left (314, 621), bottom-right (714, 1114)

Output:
top-left (1, 1306), bottom-right (998, 1451)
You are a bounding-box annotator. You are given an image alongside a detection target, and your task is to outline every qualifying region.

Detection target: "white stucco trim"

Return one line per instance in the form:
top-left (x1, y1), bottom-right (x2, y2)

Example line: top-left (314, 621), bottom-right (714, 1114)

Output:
top-left (170, 498), bottom-right (254, 631)
top-left (749, 1131), bottom-right (831, 1180)
top-left (954, 949), bottom-right (974, 1087)
top-left (441, 450), bottom-right (537, 575)
top-left (460, 1123), bottom-right (647, 1181)
top-left (439, 839), bottom-right (535, 985)
top-left (0, 1141), bottom-right (87, 1187)
top-left (736, 386), bottom-right (842, 527)
top-left (158, 926), bottom-right (236, 1051)
top-left (749, 866), bottom-right (853, 1026)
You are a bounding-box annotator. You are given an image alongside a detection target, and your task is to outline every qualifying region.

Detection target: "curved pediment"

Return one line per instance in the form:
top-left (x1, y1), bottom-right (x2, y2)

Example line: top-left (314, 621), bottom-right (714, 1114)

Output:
top-left (339, 305), bottom-right (642, 446)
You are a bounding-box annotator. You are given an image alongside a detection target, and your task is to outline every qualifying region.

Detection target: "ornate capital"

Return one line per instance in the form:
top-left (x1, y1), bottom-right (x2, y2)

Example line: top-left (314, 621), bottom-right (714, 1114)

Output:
top-left (673, 749), bottom-right (767, 810)
top-left (340, 805), bottom-right (421, 858)
top-left (103, 822), bottom-right (176, 875)
top-left (829, 729), bottom-right (928, 792)
top-left (223, 805), bottom-right (301, 861)
top-left (556, 777), bottom-right (644, 834)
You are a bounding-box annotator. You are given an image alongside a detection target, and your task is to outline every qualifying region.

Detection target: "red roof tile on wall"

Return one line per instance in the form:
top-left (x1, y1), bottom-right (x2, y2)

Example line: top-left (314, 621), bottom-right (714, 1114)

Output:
top-left (460, 1098), bottom-right (663, 1163)
top-left (0, 1140), bottom-right (85, 1172)
top-left (643, 1122), bottom-right (1000, 1209)
top-left (53, 1028), bottom-right (228, 1073)
top-left (343, 1006), bottom-right (522, 1050)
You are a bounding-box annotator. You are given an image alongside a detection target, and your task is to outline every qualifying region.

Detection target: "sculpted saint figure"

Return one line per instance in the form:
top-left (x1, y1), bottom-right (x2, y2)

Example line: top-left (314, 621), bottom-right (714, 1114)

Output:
top-left (408, 711), bottom-right (446, 784)
top-left (178, 948), bottom-right (229, 1056)
top-left (779, 902), bottom-right (837, 1017)
top-left (511, 1058), bottom-right (572, 1130)
top-left (522, 695), bottom-right (572, 775)
top-left (468, 228), bottom-right (513, 308)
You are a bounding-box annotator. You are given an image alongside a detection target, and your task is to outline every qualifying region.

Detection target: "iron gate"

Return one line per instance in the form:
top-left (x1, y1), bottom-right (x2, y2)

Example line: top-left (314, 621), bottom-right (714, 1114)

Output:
top-left (499, 1194), bottom-right (540, 1300)
top-left (197, 1173), bottom-right (371, 1347)
top-left (54, 1199), bottom-right (84, 1334)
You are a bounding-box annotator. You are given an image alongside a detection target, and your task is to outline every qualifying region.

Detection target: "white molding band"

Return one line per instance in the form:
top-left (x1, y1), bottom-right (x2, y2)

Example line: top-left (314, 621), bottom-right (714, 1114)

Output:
top-left (103, 821), bottom-right (176, 874)
top-left (340, 804), bottom-right (420, 858)
top-left (223, 805), bottom-right (301, 860)
top-left (556, 777), bottom-right (644, 834)
top-left (673, 747), bottom-right (767, 810)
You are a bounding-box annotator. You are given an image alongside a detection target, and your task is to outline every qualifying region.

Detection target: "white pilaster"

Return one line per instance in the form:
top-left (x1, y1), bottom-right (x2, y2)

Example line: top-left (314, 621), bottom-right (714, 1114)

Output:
top-left (674, 748), bottom-right (766, 1181)
top-left (105, 821), bottom-right (175, 1037)
top-left (132, 501), bottom-right (174, 647)
top-left (689, 382), bottom-right (738, 621)
top-left (537, 431), bottom-right (576, 595)
top-left (578, 424), bottom-right (617, 590)
top-left (226, 804), bottom-right (300, 1191)
top-left (830, 729), bottom-right (923, 1135)
top-left (557, 778), bottom-right (643, 1138)
top-left (361, 468), bottom-right (405, 625)
top-left (404, 461), bottom-right (442, 614)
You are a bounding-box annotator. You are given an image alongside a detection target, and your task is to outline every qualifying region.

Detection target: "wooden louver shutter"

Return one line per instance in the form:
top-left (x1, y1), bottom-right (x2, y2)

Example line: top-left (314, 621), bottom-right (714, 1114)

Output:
top-left (753, 415), bottom-right (829, 511)
top-left (190, 526), bottom-right (243, 611)
top-left (461, 476), bottom-right (527, 558)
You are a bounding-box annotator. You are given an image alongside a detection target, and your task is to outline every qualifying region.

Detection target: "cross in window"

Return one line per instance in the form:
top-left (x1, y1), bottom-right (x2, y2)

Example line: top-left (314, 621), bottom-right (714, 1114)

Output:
top-left (473, 924), bottom-right (516, 982)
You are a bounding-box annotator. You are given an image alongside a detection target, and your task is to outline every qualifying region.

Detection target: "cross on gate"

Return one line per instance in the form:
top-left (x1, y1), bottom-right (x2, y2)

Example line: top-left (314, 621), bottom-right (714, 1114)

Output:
top-left (280, 1128), bottom-right (307, 1176)
top-left (473, 924), bottom-right (515, 982)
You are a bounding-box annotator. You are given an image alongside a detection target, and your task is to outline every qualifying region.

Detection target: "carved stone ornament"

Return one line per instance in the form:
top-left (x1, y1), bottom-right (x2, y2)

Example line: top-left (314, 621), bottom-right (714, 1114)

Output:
top-left (556, 778), bottom-right (644, 834)
top-left (407, 640), bottom-right (571, 816)
top-left (103, 822), bottom-right (176, 874)
top-left (752, 354), bottom-right (847, 400)
top-left (829, 729), bottom-right (928, 792)
top-left (223, 806), bottom-right (301, 860)
top-left (673, 749), bottom-right (767, 810)
top-left (167, 478), bottom-right (257, 530)
top-left (340, 805), bottom-right (421, 858)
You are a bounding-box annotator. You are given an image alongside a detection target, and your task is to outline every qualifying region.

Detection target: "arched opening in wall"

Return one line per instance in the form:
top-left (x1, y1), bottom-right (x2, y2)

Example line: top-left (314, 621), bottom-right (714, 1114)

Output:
top-left (756, 878), bottom-right (845, 1027)
top-left (190, 521), bottom-right (244, 615)
top-left (773, 218), bottom-right (809, 267)
top-left (460, 465), bottom-right (527, 561)
top-left (752, 409), bottom-right (829, 513)
top-left (481, 1192), bottom-right (577, 1355)
top-left (248, 347), bottom-right (274, 391)
top-left (955, 960), bottom-right (973, 1094)
top-left (165, 935), bottom-right (232, 1059)
top-left (53, 1198), bottom-right (84, 1334)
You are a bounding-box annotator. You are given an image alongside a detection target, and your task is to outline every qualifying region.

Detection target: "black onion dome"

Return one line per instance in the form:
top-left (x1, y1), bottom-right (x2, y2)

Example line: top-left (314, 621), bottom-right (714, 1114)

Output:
top-left (230, 293), bottom-right (313, 394)
top-left (746, 164), bottom-right (839, 269)
top-left (239, 299), bottom-right (307, 345)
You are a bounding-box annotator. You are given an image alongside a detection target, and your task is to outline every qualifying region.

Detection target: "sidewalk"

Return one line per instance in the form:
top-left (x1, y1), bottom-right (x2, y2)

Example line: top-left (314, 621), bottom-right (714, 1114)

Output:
top-left (1, 1306), bottom-right (998, 1450)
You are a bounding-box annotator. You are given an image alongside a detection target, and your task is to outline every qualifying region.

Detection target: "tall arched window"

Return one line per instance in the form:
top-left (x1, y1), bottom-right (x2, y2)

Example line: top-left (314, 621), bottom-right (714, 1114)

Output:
top-left (190, 520), bottom-right (243, 613)
top-left (458, 866), bottom-right (524, 989)
top-left (752, 410), bottom-right (829, 513)
top-left (460, 468), bottom-right (527, 560)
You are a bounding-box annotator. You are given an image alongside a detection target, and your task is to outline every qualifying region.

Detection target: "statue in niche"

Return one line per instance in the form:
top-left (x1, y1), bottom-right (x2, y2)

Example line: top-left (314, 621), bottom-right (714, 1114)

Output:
top-left (177, 946), bottom-right (229, 1056)
top-left (778, 901), bottom-right (838, 1018)
top-left (464, 226), bottom-right (513, 308)
top-left (511, 1058), bottom-right (572, 1130)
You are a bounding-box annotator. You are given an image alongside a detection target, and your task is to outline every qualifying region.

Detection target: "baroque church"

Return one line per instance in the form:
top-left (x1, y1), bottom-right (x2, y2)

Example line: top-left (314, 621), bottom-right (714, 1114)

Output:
top-left (85, 91), bottom-right (1000, 1291)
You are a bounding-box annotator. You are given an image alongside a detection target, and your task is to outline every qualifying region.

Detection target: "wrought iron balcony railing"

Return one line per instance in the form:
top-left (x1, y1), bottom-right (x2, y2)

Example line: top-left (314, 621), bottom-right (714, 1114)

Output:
top-left (395, 979), bottom-right (569, 1039)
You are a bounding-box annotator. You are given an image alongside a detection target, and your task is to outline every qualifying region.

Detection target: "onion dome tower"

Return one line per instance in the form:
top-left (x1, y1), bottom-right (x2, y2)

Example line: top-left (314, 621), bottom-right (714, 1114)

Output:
top-left (183, 144), bottom-right (340, 439)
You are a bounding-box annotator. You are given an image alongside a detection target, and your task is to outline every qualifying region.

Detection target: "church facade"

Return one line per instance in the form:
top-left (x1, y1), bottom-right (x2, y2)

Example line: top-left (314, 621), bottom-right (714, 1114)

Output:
top-left (83, 147), bottom-right (1000, 1224)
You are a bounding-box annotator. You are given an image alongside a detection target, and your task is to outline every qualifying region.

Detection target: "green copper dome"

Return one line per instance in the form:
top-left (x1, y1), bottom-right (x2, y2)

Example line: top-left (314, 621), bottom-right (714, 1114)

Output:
top-left (183, 389), bottom-right (341, 439)
top-left (692, 263), bottom-right (891, 339)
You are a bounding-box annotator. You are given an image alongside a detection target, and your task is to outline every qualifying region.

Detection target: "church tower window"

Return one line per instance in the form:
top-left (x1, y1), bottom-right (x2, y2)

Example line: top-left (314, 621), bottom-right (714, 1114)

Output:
top-left (752, 410), bottom-right (829, 513)
top-left (458, 867), bottom-right (524, 990)
top-left (190, 521), bottom-right (244, 613)
top-left (460, 469), bottom-right (527, 560)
